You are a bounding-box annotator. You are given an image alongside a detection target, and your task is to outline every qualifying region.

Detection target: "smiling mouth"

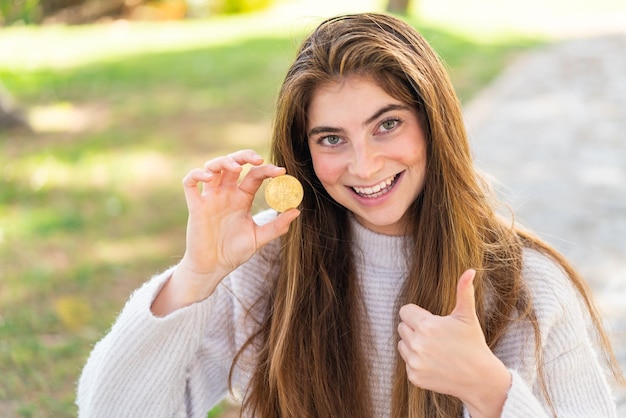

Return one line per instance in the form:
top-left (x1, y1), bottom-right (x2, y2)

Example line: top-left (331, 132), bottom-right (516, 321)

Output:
top-left (351, 173), bottom-right (401, 198)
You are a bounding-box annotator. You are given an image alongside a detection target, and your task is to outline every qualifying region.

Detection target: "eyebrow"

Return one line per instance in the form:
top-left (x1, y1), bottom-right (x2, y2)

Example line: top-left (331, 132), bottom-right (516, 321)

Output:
top-left (307, 103), bottom-right (410, 138)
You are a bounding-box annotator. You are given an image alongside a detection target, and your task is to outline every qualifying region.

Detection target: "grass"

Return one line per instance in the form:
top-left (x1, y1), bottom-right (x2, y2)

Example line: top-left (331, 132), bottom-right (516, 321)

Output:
top-left (0, 4), bottom-right (547, 416)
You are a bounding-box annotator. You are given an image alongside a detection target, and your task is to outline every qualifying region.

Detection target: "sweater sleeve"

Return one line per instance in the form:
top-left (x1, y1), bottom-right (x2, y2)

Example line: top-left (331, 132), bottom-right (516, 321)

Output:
top-left (76, 268), bottom-right (223, 418)
top-left (77, 210), bottom-right (279, 418)
top-left (495, 249), bottom-right (616, 417)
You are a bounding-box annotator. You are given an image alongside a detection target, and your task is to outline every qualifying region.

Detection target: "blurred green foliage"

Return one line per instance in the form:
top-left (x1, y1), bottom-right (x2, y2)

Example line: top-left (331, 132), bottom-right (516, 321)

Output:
top-left (209, 0), bottom-right (274, 15)
top-left (0, 0), bottom-right (277, 25)
top-left (0, 14), bottom-right (540, 417)
top-left (0, 0), bottom-right (42, 24)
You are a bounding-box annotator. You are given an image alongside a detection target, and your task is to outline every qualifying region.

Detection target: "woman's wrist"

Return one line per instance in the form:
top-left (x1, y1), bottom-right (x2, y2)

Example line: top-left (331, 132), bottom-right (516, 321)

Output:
top-left (462, 358), bottom-right (512, 418)
top-left (150, 262), bottom-right (226, 317)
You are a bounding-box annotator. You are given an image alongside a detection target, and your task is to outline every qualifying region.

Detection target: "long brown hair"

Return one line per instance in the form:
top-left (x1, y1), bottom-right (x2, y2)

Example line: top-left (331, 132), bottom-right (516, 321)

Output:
top-left (235, 13), bottom-right (624, 417)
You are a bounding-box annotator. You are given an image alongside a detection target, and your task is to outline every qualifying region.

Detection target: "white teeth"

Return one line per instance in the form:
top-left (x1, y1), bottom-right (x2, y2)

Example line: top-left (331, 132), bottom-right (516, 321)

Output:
top-left (352, 175), bottom-right (397, 197)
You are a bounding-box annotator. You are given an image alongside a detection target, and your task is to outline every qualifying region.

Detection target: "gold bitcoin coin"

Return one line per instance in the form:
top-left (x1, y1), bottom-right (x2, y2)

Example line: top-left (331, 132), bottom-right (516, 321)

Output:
top-left (264, 174), bottom-right (304, 212)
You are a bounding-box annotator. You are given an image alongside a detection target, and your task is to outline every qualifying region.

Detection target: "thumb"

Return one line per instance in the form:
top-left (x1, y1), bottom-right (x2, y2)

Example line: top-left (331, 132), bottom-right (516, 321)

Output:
top-left (255, 208), bottom-right (300, 248)
top-left (451, 269), bottom-right (477, 319)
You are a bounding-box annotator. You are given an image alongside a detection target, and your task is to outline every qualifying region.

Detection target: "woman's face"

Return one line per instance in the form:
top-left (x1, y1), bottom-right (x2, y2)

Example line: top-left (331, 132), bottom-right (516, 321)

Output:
top-left (307, 75), bottom-right (427, 236)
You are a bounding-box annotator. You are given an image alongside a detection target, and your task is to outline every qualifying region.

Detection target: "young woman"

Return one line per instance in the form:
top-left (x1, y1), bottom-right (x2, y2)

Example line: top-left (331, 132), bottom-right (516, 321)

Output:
top-left (77, 13), bottom-right (623, 418)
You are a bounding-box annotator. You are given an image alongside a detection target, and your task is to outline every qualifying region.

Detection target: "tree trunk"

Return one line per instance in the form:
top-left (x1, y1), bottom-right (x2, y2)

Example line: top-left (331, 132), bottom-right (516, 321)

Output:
top-left (40, 0), bottom-right (85, 16)
top-left (42, 0), bottom-right (128, 24)
top-left (0, 82), bottom-right (31, 132)
top-left (386, 0), bottom-right (411, 15)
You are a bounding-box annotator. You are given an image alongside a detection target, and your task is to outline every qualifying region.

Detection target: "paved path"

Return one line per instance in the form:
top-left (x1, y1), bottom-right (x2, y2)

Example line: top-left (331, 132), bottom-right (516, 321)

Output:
top-left (464, 32), bottom-right (626, 413)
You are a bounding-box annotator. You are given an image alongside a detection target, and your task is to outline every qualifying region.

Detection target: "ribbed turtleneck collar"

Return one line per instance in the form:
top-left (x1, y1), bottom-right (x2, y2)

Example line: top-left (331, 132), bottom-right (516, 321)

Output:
top-left (349, 215), bottom-right (411, 273)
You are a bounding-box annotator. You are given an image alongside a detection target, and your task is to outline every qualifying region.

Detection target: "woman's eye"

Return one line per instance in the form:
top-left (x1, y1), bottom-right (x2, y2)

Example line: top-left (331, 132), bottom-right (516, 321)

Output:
top-left (321, 135), bottom-right (342, 146)
top-left (380, 119), bottom-right (399, 131)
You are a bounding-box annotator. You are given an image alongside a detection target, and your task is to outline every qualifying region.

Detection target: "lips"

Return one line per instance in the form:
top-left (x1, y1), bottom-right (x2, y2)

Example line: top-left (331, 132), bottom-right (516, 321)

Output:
top-left (351, 173), bottom-right (400, 198)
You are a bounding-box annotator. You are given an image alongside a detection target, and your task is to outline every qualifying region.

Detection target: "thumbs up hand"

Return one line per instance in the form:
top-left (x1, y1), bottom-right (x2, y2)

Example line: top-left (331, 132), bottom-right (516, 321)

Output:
top-left (397, 269), bottom-right (511, 417)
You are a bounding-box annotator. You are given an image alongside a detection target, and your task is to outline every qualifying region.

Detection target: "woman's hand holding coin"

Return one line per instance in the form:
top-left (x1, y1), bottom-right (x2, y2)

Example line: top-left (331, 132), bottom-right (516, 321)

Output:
top-left (152, 149), bottom-right (301, 315)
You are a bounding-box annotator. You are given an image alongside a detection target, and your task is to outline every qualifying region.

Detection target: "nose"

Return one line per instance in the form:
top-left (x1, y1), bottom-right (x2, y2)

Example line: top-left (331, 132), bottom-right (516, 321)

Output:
top-left (348, 140), bottom-right (383, 179)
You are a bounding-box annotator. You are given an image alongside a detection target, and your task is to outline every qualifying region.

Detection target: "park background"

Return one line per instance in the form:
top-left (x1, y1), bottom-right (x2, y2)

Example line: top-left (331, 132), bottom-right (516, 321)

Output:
top-left (1, 0), bottom-right (625, 416)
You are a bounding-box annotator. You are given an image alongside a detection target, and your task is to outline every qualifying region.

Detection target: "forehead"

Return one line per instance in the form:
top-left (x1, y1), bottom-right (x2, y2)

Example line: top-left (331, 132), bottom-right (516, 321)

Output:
top-left (307, 75), bottom-right (404, 126)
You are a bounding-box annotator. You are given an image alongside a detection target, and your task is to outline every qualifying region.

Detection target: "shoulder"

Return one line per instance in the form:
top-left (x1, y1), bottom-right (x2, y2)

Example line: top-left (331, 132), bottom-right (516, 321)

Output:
top-left (520, 248), bottom-right (579, 311)
top-left (521, 247), bottom-right (573, 302)
top-left (519, 247), bottom-right (592, 349)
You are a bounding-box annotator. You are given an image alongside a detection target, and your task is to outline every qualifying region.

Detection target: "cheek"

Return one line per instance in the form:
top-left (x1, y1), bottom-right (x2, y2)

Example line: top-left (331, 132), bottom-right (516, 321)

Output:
top-left (311, 154), bottom-right (342, 186)
top-left (389, 147), bottom-right (425, 173)
top-left (402, 137), bottom-right (427, 170)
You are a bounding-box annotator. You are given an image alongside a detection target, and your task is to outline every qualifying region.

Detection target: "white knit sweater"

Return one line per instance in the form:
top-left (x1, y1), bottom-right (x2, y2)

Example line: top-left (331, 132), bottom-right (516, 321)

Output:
top-left (77, 210), bottom-right (616, 417)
